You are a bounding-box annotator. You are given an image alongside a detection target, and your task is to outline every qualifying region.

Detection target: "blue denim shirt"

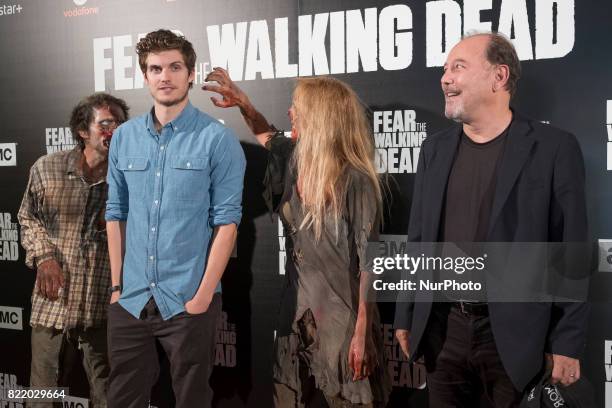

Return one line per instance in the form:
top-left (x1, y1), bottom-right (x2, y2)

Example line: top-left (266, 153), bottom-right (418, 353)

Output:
top-left (105, 102), bottom-right (245, 320)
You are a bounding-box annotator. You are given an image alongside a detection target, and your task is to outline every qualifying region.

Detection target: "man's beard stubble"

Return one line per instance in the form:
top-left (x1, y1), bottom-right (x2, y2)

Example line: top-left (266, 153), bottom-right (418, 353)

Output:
top-left (445, 101), bottom-right (465, 123)
top-left (155, 87), bottom-right (189, 108)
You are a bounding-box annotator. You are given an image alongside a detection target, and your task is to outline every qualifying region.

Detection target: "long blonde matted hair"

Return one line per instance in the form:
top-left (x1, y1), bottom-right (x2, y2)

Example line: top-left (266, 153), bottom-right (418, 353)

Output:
top-left (291, 76), bottom-right (382, 239)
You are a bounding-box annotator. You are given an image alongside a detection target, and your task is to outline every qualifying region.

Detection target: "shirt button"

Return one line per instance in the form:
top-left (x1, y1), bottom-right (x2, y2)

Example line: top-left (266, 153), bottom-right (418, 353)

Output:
top-left (150, 282), bottom-right (156, 288)
top-left (151, 227), bottom-right (156, 232)
top-left (128, 164), bottom-right (133, 169)
top-left (156, 172), bottom-right (161, 177)
top-left (149, 255), bottom-right (154, 260)
top-left (154, 200), bottom-right (159, 205)
top-left (186, 162), bottom-right (191, 168)
top-left (160, 145), bottom-right (165, 150)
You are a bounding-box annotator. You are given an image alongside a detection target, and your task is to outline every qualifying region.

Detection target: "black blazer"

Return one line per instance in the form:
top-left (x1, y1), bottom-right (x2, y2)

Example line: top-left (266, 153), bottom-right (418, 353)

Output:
top-left (393, 112), bottom-right (590, 391)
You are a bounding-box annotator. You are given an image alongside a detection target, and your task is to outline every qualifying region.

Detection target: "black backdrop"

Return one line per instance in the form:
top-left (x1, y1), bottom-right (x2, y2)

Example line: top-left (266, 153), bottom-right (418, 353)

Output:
top-left (1, 0), bottom-right (611, 407)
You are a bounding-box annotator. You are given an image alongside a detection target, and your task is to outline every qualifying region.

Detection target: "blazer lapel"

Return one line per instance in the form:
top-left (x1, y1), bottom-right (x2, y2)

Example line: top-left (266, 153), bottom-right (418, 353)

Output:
top-left (487, 116), bottom-right (535, 237)
top-left (423, 127), bottom-right (461, 241)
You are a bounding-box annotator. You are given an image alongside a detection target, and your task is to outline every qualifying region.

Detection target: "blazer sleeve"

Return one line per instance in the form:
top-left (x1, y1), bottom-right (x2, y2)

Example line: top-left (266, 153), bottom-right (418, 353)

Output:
top-left (545, 132), bottom-right (590, 358)
top-left (394, 139), bottom-right (428, 330)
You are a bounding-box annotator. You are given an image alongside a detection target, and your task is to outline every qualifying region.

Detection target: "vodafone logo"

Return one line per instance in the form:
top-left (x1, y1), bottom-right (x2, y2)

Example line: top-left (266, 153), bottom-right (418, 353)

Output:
top-left (64, 0), bottom-right (97, 18)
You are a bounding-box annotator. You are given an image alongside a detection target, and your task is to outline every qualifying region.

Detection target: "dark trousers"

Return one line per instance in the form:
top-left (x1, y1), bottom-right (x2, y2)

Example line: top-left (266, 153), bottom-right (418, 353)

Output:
top-left (421, 303), bottom-right (522, 408)
top-left (107, 294), bottom-right (221, 408)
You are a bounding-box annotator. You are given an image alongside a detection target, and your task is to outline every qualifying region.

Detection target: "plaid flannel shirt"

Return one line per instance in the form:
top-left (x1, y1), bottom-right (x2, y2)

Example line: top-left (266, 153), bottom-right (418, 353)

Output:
top-left (18, 147), bottom-right (110, 329)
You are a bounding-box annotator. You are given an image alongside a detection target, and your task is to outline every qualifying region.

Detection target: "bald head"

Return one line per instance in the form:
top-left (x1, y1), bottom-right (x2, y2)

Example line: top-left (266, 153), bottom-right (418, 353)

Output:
top-left (458, 33), bottom-right (491, 58)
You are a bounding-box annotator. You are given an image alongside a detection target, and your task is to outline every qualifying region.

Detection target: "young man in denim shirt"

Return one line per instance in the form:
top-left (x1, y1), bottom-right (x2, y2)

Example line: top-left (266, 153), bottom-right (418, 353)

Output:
top-left (105, 29), bottom-right (245, 408)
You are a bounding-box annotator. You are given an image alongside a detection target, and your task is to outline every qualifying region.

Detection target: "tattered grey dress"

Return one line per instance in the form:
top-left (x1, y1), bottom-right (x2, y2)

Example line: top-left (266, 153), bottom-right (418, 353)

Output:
top-left (264, 134), bottom-right (391, 406)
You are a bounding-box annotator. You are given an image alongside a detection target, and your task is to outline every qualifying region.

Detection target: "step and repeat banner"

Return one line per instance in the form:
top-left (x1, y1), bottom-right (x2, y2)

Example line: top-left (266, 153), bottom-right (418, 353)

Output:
top-left (0, 0), bottom-right (611, 407)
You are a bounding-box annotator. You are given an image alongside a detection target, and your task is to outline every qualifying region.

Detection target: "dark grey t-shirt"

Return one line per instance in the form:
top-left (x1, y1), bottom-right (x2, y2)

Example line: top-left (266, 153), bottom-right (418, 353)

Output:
top-left (440, 126), bottom-right (509, 301)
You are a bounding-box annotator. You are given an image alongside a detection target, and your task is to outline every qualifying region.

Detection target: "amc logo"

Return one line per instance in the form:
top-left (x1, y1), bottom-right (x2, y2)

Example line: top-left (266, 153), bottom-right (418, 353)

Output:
top-left (0, 143), bottom-right (16, 167)
top-left (599, 240), bottom-right (612, 273)
top-left (62, 396), bottom-right (89, 408)
top-left (606, 100), bottom-right (612, 170)
top-left (0, 306), bottom-right (23, 330)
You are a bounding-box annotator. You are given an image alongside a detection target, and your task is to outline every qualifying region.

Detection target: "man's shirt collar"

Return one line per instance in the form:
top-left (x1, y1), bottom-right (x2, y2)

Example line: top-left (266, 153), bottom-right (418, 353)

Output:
top-left (145, 101), bottom-right (196, 136)
top-left (66, 147), bottom-right (85, 177)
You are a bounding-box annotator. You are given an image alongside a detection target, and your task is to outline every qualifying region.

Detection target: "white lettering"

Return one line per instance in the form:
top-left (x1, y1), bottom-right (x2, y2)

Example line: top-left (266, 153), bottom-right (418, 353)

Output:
top-left (244, 21), bottom-right (275, 80)
top-left (535, 0), bottom-right (575, 59)
top-left (113, 35), bottom-right (133, 90)
top-left (498, 0), bottom-right (533, 59)
top-left (207, 22), bottom-right (248, 81)
top-left (426, 0), bottom-right (462, 67)
top-left (329, 12), bottom-right (345, 74)
top-left (463, 0), bottom-right (492, 33)
top-left (298, 13), bottom-right (329, 76)
top-left (93, 37), bottom-right (112, 91)
top-left (275, 18), bottom-right (298, 78)
top-left (379, 5), bottom-right (412, 71)
top-left (346, 8), bottom-right (378, 73)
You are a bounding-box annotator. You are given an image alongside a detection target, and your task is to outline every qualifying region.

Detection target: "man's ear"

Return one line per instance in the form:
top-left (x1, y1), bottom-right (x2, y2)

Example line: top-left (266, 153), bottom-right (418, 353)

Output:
top-left (79, 130), bottom-right (89, 142)
top-left (493, 64), bottom-right (510, 92)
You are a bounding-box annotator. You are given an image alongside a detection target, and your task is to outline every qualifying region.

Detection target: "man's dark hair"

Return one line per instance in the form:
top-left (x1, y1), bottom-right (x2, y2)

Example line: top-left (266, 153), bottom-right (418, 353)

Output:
top-left (69, 93), bottom-right (130, 149)
top-left (484, 32), bottom-right (521, 97)
top-left (136, 29), bottom-right (196, 79)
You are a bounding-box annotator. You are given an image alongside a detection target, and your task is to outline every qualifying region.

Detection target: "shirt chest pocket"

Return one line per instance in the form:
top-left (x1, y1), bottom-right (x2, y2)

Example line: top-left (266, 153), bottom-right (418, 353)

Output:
top-left (168, 155), bottom-right (209, 201)
top-left (117, 157), bottom-right (148, 199)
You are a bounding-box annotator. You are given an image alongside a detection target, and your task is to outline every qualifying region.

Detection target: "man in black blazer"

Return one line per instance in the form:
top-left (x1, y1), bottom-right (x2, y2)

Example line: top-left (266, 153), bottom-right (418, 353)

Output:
top-left (394, 32), bottom-right (589, 407)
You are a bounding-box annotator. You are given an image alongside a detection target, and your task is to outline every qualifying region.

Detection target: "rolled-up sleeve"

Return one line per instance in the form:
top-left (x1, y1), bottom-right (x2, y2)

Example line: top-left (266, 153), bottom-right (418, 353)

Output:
top-left (208, 129), bottom-right (246, 227)
top-left (105, 129), bottom-right (129, 221)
